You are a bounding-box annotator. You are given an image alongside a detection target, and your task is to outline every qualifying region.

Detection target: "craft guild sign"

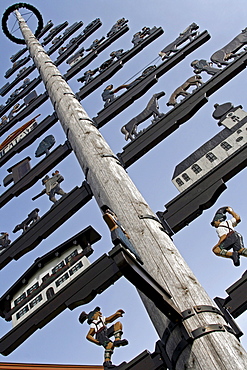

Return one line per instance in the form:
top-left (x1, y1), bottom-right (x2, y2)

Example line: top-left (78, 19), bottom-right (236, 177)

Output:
top-left (0, 115), bottom-right (40, 158)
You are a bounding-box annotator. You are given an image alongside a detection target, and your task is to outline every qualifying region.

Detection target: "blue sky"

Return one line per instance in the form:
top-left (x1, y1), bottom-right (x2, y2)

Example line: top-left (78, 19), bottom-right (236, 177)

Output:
top-left (0, 0), bottom-right (246, 366)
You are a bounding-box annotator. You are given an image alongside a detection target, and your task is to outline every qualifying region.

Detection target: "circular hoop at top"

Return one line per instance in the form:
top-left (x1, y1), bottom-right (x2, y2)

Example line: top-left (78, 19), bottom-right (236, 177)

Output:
top-left (2, 3), bottom-right (43, 44)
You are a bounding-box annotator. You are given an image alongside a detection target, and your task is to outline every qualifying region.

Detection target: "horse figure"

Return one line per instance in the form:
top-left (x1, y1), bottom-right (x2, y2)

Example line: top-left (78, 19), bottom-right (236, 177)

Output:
top-left (167, 75), bottom-right (203, 107)
top-left (121, 92), bottom-right (165, 141)
top-left (210, 27), bottom-right (247, 67)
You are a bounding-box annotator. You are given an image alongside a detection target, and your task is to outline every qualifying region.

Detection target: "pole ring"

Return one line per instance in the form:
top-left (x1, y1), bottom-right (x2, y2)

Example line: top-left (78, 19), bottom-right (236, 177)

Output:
top-left (2, 3), bottom-right (43, 44)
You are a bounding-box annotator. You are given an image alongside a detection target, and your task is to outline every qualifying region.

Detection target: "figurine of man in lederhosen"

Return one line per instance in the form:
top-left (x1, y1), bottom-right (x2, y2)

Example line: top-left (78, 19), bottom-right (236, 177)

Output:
top-left (79, 307), bottom-right (128, 369)
top-left (211, 206), bottom-right (246, 266)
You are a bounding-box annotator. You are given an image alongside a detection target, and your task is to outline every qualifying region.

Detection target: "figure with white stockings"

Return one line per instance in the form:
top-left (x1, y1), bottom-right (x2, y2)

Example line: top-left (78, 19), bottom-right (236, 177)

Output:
top-left (211, 207), bottom-right (246, 266)
top-left (79, 307), bottom-right (128, 368)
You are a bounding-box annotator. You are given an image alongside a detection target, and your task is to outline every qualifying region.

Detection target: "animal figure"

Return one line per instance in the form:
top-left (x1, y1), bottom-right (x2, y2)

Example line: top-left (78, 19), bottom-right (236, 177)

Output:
top-left (131, 26), bottom-right (156, 47)
top-left (159, 23), bottom-right (199, 60)
top-left (13, 208), bottom-right (40, 234)
top-left (0, 232), bottom-right (11, 250)
top-left (121, 92), bottom-right (165, 141)
top-left (85, 37), bottom-right (105, 52)
top-left (83, 18), bottom-right (100, 34)
top-left (107, 18), bottom-right (128, 38)
top-left (167, 75), bottom-right (203, 107)
top-left (210, 28), bottom-right (247, 67)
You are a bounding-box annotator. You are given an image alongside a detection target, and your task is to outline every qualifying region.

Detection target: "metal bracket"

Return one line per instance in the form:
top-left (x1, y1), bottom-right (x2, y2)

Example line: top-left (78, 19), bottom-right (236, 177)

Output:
top-left (138, 214), bottom-right (162, 223)
top-left (52, 74), bottom-right (64, 79)
top-left (182, 304), bottom-right (224, 320)
top-left (78, 117), bottom-right (95, 125)
top-left (191, 324), bottom-right (235, 340)
top-left (164, 322), bottom-right (236, 369)
top-left (101, 154), bottom-right (119, 160)
top-left (214, 297), bottom-right (243, 339)
top-left (160, 305), bottom-right (238, 368)
top-left (101, 154), bottom-right (123, 166)
top-left (138, 214), bottom-right (174, 237)
top-left (45, 60), bottom-right (55, 64)
top-left (63, 92), bottom-right (75, 96)
top-left (161, 320), bottom-right (187, 345)
top-left (160, 321), bottom-right (191, 369)
top-left (171, 337), bottom-right (193, 368)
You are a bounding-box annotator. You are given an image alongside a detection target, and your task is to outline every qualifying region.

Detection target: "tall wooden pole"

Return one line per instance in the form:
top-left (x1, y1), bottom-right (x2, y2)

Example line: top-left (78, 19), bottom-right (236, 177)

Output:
top-left (14, 9), bottom-right (247, 369)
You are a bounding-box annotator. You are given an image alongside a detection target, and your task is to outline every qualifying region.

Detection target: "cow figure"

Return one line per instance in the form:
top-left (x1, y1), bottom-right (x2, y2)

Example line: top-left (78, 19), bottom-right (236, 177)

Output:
top-left (121, 92), bottom-right (165, 141)
top-left (211, 27), bottom-right (247, 67)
